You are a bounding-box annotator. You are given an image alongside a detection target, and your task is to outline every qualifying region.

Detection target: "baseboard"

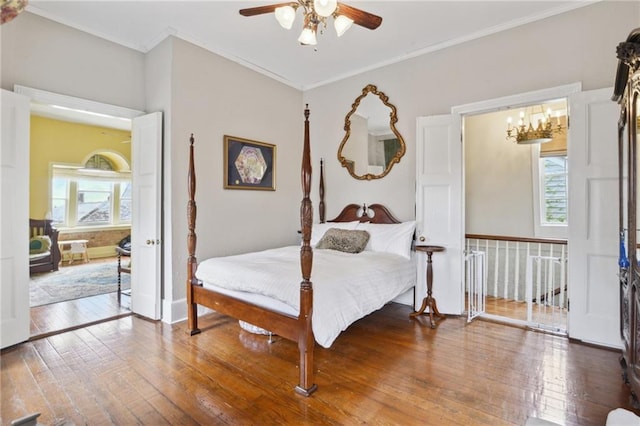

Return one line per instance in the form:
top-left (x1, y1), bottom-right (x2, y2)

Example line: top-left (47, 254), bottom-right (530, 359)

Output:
top-left (162, 297), bottom-right (213, 324)
top-left (87, 246), bottom-right (118, 259)
top-left (393, 289), bottom-right (413, 308)
top-left (162, 298), bottom-right (185, 324)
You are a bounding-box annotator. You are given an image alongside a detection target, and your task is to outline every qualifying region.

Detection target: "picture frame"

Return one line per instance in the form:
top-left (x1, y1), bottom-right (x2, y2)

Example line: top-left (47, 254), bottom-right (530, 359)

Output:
top-left (224, 135), bottom-right (276, 190)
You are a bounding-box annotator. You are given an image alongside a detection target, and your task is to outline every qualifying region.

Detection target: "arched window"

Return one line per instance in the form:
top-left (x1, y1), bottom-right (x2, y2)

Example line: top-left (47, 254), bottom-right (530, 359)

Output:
top-left (84, 154), bottom-right (115, 171)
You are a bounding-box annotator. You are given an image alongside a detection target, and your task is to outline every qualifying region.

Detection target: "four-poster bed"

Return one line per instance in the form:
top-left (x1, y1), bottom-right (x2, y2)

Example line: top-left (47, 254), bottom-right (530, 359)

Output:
top-left (186, 106), bottom-right (415, 396)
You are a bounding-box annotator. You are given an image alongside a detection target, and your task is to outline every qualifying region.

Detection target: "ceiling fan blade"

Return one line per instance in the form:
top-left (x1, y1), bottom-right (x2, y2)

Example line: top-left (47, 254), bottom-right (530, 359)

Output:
top-left (239, 2), bottom-right (298, 17)
top-left (336, 2), bottom-right (382, 30)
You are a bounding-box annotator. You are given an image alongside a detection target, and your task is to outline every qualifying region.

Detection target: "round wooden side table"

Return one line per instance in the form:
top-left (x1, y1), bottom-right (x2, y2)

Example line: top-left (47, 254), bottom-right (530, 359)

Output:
top-left (410, 245), bottom-right (446, 328)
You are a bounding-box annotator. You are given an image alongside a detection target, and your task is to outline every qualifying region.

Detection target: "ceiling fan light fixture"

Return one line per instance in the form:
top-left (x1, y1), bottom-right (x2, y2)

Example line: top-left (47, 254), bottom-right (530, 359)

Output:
top-left (334, 14), bottom-right (353, 37)
top-left (298, 27), bottom-right (317, 45)
top-left (313, 0), bottom-right (337, 18)
top-left (275, 5), bottom-right (296, 29)
top-left (239, 1), bottom-right (381, 45)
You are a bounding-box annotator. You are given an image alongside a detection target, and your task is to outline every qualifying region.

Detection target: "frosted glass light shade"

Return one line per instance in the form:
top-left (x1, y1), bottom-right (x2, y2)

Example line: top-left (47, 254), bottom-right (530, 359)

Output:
top-left (298, 28), bottom-right (317, 45)
top-left (334, 15), bottom-right (353, 37)
top-left (275, 6), bottom-right (296, 29)
top-left (313, 0), bottom-right (337, 17)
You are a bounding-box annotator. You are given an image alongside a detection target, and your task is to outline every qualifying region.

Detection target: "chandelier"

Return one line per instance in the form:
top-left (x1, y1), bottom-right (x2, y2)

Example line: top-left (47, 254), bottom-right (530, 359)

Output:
top-left (275, 0), bottom-right (354, 46)
top-left (506, 106), bottom-right (563, 145)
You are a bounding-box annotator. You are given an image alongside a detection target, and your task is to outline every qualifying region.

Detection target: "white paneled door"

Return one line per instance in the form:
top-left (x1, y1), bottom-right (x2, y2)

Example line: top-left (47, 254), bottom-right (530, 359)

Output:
top-left (1, 89), bottom-right (30, 348)
top-left (568, 87), bottom-right (622, 348)
top-left (131, 112), bottom-right (163, 320)
top-left (415, 115), bottom-right (464, 315)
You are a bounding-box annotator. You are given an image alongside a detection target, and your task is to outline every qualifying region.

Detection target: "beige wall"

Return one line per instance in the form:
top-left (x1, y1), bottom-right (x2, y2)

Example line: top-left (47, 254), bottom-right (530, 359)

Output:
top-left (1, 12), bottom-right (146, 110)
top-left (464, 110), bottom-right (535, 236)
top-left (162, 38), bottom-right (303, 303)
top-left (303, 1), bottom-right (639, 225)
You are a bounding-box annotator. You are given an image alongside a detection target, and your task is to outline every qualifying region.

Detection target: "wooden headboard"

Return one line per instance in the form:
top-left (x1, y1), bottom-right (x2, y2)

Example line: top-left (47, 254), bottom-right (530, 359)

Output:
top-left (328, 203), bottom-right (401, 224)
top-left (316, 162), bottom-right (401, 225)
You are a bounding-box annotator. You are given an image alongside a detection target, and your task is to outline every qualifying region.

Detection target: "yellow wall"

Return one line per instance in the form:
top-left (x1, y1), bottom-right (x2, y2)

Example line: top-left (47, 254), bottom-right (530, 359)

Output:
top-left (29, 115), bottom-right (132, 218)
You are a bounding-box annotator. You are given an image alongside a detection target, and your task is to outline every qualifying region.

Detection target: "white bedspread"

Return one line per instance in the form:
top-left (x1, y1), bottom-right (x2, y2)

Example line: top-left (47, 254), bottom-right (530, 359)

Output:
top-left (196, 246), bottom-right (415, 348)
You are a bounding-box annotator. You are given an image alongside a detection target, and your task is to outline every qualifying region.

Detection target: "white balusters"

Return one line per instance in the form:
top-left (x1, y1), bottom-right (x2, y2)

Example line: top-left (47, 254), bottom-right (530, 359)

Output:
top-left (514, 242), bottom-right (520, 301)
top-left (493, 240), bottom-right (499, 297)
top-left (464, 235), bottom-right (567, 306)
top-left (503, 241), bottom-right (510, 300)
top-left (466, 250), bottom-right (485, 322)
top-left (464, 234), bottom-right (567, 333)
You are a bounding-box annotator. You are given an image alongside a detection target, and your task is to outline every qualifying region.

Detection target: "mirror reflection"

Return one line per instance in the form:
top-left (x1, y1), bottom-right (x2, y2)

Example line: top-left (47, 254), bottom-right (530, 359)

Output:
top-left (338, 84), bottom-right (405, 180)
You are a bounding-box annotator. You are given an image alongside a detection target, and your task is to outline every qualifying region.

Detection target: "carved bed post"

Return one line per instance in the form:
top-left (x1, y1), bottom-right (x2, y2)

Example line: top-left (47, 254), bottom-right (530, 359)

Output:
top-left (296, 105), bottom-right (317, 396)
top-left (187, 134), bottom-right (201, 335)
top-left (319, 158), bottom-right (325, 224)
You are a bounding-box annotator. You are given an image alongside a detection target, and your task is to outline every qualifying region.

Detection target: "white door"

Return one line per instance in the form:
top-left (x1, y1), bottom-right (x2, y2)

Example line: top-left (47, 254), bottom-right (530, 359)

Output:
top-left (131, 112), bottom-right (162, 319)
top-left (1, 90), bottom-right (30, 348)
top-left (568, 87), bottom-right (621, 348)
top-left (415, 115), bottom-right (464, 314)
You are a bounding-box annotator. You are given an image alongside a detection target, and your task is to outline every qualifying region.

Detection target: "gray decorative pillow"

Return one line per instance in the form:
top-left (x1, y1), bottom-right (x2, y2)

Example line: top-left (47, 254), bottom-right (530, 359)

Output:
top-left (316, 228), bottom-right (370, 254)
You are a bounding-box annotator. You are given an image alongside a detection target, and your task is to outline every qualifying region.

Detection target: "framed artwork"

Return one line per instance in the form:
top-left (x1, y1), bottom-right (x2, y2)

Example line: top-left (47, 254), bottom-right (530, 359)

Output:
top-left (224, 135), bottom-right (276, 190)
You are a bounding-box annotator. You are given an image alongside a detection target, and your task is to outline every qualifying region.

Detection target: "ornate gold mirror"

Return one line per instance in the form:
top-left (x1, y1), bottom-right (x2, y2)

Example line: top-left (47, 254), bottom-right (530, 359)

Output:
top-left (337, 84), bottom-right (406, 180)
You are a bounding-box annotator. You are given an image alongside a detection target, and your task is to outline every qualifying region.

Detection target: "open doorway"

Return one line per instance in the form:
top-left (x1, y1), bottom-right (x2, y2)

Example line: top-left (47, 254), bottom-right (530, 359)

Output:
top-left (28, 113), bottom-right (133, 338)
top-left (430, 84), bottom-right (622, 348)
top-left (2, 86), bottom-right (162, 347)
top-left (463, 99), bottom-right (569, 334)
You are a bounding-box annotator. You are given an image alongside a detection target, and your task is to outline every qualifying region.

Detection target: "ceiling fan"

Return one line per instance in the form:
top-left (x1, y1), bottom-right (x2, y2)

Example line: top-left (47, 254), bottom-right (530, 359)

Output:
top-left (239, 0), bottom-right (382, 46)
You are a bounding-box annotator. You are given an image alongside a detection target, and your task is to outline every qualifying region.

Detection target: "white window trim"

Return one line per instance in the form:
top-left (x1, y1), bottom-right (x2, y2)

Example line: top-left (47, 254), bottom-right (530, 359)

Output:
top-left (531, 144), bottom-right (567, 239)
top-left (51, 166), bottom-right (131, 229)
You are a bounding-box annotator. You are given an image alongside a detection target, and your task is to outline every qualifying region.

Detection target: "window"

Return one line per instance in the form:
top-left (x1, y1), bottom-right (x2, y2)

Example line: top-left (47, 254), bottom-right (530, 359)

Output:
top-left (77, 180), bottom-right (113, 225)
top-left (51, 154), bottom-right (131, 228)
top-left (540, 156), bottom-right (568, 224)
top-left (51, 177), bottom-right (68, 224)
top-left (531, 149), bottom-right (568, 239)
top-left (119, 182), bottom-right (132, 222)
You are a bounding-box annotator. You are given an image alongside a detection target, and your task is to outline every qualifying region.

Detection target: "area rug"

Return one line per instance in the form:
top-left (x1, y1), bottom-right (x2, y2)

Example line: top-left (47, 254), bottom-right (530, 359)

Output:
top-left (30, 261), bottom-right (130, 307)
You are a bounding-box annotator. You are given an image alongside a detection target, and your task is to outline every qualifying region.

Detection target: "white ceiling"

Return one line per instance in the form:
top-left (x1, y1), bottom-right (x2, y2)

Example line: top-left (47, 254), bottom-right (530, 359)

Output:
top-left (26, 0), bottom-right (595, 91)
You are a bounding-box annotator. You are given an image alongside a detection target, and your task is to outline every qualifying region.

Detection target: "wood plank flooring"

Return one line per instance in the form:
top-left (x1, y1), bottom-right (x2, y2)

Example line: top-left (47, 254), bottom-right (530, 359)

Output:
top-left (30, 256), bottom-right (130, 339)
top-left (2, 303), bottom-right (637, 425)
top-left (484, 295), bottom-right (568, 327)
top-left (30, 292), bottom-right (130, 338)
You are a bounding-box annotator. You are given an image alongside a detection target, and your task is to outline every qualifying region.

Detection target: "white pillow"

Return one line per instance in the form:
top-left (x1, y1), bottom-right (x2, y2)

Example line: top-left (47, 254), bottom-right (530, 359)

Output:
top-left (356, 221), bottom-right (416, 259)
top-left (309, 221), bottom-right (360, 247)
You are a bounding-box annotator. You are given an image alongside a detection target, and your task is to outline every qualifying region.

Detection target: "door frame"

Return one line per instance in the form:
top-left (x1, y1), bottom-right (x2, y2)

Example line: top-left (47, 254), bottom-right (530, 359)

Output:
top-left (14, 86), bottom-right (143, 123)
top-left (450, 82), bottom-right (582, 326)
top-left (13, 85), bottom-right (161, 319)
top-left (452, 83), bottom-right (582, 119)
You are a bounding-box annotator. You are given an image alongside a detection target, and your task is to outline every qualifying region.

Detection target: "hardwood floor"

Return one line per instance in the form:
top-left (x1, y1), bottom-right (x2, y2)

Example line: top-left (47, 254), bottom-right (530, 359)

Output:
top-left (483, 295), bottom-right (568, 328)
top-left (30, 292), bottom-right (130, 338)
top-left (2, 303), bottom-right (636, 425)
top-left (30, 256), bottom-right (130, 339)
